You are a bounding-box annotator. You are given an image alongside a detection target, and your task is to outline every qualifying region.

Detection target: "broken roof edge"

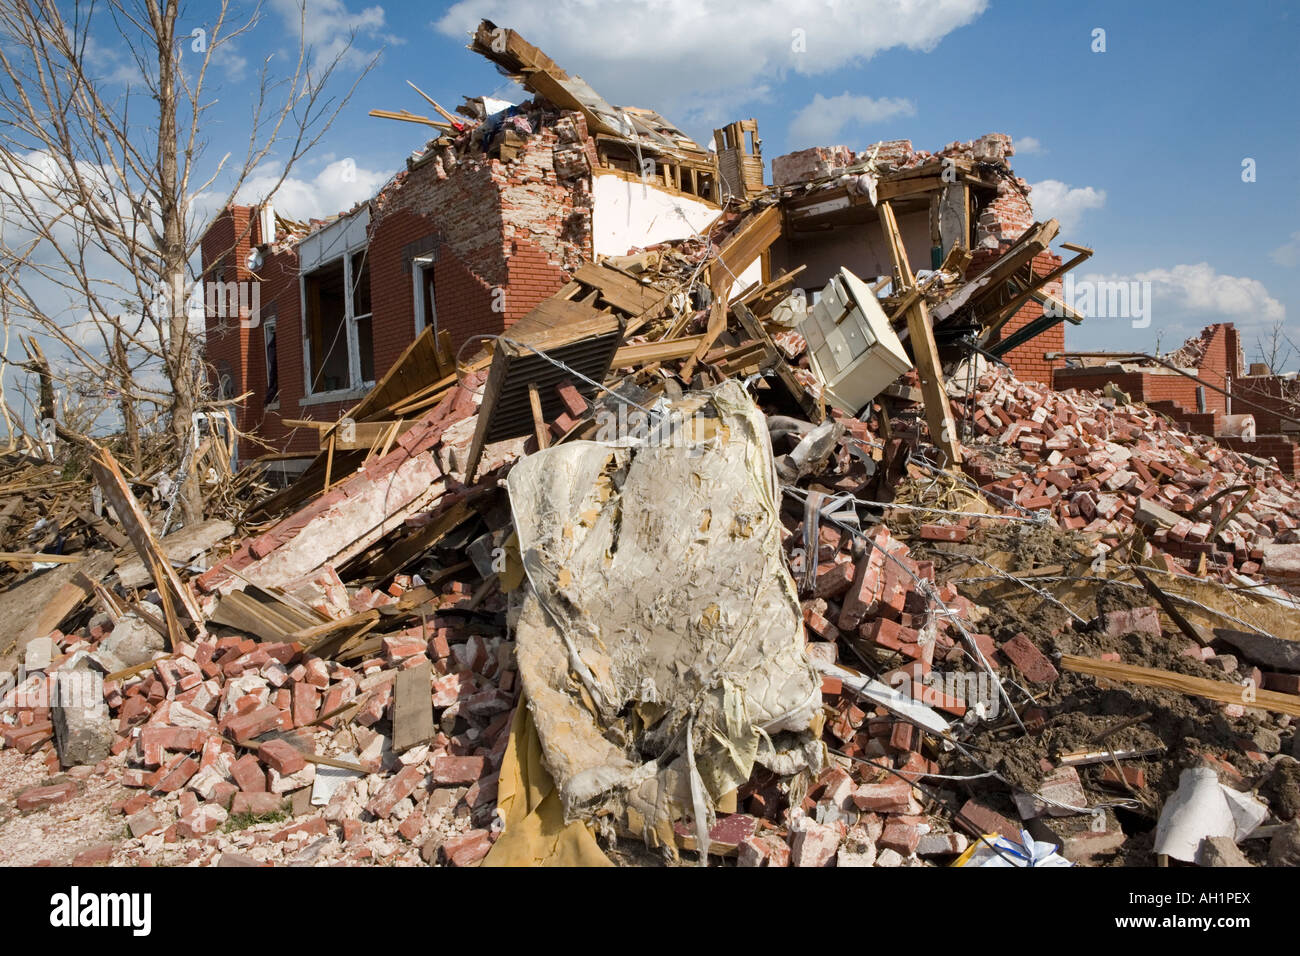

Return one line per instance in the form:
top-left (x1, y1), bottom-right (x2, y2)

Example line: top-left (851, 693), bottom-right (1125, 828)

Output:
top-left (466, 19), bottom-right (712, 164)
top-left (773, 132), bottom-right (1023, 192)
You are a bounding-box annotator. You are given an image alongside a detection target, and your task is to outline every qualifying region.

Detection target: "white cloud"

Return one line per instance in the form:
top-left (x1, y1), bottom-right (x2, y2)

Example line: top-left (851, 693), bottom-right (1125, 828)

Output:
top-left (1081, 262), bottom-right (1285, 328)
top-left (435, 0), bottom-right (986, 133)
top-left (1013, 135), bottom-right (1043, 155)
top-left (270, 0), bottom-right (392, 72)
top-left (1028, 179), bottom-right (1105, 231)
top-left (233, 157), bottom-right (389, 221)
top-left (788, 92), bottom-right (915, 146)
top-left (1271, 230), bottom-right (1300, 268)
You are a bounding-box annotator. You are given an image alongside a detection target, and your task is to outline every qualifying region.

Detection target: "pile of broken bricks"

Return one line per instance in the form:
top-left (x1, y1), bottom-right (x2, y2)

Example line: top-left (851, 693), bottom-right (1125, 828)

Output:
top-left (962, 366), bottom-right (1300, 587)
top-left (2, 577), bottom-right (516, 868)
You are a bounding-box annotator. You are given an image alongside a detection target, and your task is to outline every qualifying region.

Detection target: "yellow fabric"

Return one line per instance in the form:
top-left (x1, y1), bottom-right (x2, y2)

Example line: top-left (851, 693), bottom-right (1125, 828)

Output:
top-left (481, 698), bottom-right (614, 867)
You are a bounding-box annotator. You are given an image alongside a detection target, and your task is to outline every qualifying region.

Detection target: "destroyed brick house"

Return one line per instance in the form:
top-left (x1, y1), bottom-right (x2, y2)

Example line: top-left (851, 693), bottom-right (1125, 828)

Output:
top-left (200, 22), bottom-right (758, 465)
top-left (10, 19), bottom-right (1300, 871)
top-left (201, 23), bottom-right (1080, 470)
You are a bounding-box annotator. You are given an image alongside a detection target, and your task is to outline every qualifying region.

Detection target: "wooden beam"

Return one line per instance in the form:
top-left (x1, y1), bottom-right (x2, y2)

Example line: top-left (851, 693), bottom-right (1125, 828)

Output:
top-left (612, 335), bottom-right (707, 368)
top-left (0, 551), bottom-right (81, 564)
top-left (90, 449), bottom-right (204, 642)
top-left (981, 242), bottom-right (1093, 341)
top-left (681, 204), bottom-right (783, 379)
top-left (877, 201), bottom-right (961, 465)
top-left (1062, 654), bottom-right (1300, 717)
top-left (368, 108), bottom-right (449, 129)
top-left (405, 81), bottom-right (462, 126)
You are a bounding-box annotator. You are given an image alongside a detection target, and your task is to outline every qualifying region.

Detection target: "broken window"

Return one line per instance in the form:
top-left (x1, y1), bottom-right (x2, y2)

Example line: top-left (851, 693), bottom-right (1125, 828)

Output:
top-left (262, 304), bottom-right (279, 404)
top-left (303, 248), bottom-right (375, 395)
top-left (413, 256), bottom-right (437, 335)
top-left (352, 249), bottom-right (374, 385)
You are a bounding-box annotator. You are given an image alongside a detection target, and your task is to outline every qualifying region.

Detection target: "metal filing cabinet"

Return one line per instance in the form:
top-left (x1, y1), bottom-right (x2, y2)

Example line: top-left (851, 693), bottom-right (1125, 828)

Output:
top-left (798, 267), bottom-right (913, 416)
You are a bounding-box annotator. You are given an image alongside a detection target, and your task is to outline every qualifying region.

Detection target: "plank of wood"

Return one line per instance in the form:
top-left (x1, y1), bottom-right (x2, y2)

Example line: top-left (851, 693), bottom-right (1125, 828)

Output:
top-left (878, 200), bottom-right (961, 466)
top-left (528, 383), bottom-right (550, 450)
top-left (76, 508), bottom-right (129, 549)
top-left (392, 659), bottom-right (436, 753)
top-left (0, 551), bottom-right (81, 563)
top-left (571, 262), bottom-right (657, 316)
top-left (238, 739), bottom-right (368, 773)
top-left (1061, 654), bottom-right (1300, 717)
top-left (288, 609), bottom-right (380, 645)
top-left (305, 617), bottom-right (378, 662)
top-left (612, 335), bottom-right (707, 367)
top-left (209, 589), bottom-right (321, 643)
top-left (90, 449), bottom-right (203, 641)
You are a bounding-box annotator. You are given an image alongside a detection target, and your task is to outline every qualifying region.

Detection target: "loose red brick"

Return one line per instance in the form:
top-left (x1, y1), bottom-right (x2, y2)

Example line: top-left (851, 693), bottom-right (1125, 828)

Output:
top-left (998, 633), bottom-right (1059, 684)
top-left (272, 817), bottom-right (329, 843)
top-left (441, 828), bottom-right (492, 867)
top-left (258, 739), bottom-right (306, 776)
top-left (430, 755), bottom-right (486, 785)
top-left (16, 781), bottom-right (77, 811)
top-left (231, 753), bottom-right (267, 792)
top-left (225, 705), bottom-right (282, 742)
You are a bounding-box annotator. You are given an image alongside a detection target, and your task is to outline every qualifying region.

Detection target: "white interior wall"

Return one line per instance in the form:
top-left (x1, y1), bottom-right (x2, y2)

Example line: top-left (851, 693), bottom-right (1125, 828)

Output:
top-left (592, 172), bottom-right (761, 298)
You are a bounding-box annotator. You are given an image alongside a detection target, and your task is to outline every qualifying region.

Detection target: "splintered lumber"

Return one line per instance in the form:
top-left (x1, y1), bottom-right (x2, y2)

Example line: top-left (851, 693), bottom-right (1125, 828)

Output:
top-left (392, 659), bottom-right (436, 753)
top-left (877, 200), bottom-right (961, 466)
top-left (76, 508), bottom-right (128, 549)
top-left (294, 612), bottom-right (379, 661)
top-left (528, 383), bottom-right (550, 450)
top-left (368, 108), bottom-right (449, 130)
top-left (90, 449), bottom-right (203, 642)
top-left (1061, 654), bottom-right (1300, 717)
top-left (0, 551), bottom-right (81, 564)
top-left (681, 204), bottom-right (783, 380)
top-left (210, 589), bottom-right (325, 643)
top-left (347, 326), bottom-right (454, 423)
top-left (612, 334), bottom-right (707, 368)
top-left (732, 302), bottom-right (822, 421)
top-left (406, 80), bottom-right (462, 127)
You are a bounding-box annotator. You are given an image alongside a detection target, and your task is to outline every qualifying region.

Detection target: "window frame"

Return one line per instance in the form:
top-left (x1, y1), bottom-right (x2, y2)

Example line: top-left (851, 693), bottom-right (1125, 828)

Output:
top-left (412, 255), bottom-right (437, 338)
top-left (298, 208), bottom-right (375, 401)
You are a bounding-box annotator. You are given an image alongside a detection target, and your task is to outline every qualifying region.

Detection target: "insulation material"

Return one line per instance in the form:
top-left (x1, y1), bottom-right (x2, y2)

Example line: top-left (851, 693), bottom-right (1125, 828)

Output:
top-left (506, 380), bottom-right (823, 856)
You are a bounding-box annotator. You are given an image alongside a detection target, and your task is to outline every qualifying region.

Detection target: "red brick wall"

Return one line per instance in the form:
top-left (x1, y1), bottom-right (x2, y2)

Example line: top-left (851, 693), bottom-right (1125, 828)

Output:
top-left (1233, 375), bottom-right (1300, 434)
top-left (1052, 324), bottom-right (1240, 421)
top-left (1052, 368), bottom-right (1210, 413)
top-left (966, 250), bottom-right (1065, 386)
top-left (1191, 323), bottom-right (1241, 408)
top-left (1221, 435), bottom-right (1300, 475)
top-left (199, 111), bottom-right (595, 457)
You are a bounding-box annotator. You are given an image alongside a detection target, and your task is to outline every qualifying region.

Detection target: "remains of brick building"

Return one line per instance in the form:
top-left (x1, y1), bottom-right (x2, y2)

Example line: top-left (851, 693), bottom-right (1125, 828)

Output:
top-left (5, 20), bottom-right (1300, 871)
top-left (201, 22), bottom-right (756, 464)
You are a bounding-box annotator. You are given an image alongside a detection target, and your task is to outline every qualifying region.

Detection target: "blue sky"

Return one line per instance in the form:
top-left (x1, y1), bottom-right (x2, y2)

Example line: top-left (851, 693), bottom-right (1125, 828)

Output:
top-left (109, 0), bottom-right (1300, 360)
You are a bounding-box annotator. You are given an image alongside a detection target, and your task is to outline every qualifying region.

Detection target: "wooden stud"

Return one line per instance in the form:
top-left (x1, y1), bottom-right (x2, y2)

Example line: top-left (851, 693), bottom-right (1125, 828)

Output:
top-left (528, 383), bottom-right (550, 450)
top-left (877, 200), bottom-right (962, 466)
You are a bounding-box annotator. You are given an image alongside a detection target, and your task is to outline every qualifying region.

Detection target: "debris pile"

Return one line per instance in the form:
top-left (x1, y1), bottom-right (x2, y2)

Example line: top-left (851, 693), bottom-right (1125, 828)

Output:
top-left (962, 364), bottom-right (1300, 582)
top-left (3, 20), bottom-right (1299, 869)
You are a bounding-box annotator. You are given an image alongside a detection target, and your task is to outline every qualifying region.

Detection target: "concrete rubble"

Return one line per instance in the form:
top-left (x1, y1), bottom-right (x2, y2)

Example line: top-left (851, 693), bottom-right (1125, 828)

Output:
top-left (2, 20), bottom-right (1300, 870)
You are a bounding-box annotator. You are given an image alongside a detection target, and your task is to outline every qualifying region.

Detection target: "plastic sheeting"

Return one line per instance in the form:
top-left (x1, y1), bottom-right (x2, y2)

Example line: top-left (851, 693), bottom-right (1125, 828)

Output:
top-left (506, 380), bottom-right (823, 858)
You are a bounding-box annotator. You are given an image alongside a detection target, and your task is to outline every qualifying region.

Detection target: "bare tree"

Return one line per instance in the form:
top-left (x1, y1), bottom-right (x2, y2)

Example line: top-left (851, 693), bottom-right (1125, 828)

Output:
top-left (0, 0), bottom-right (374, 522)
top-left (1255, 320), bottom-right (1294, 375)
